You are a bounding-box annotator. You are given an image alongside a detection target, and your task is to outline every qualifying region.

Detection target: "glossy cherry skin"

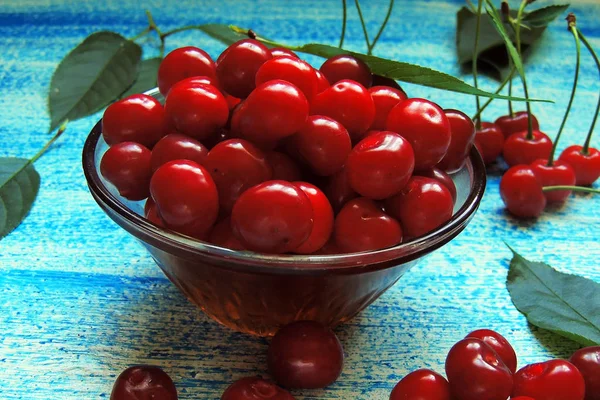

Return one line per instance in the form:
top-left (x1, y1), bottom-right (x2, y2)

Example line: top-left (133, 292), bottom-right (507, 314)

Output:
top-left (385, 176), bottom-right (453, 240)
top-left (389, 369), bottom-right (451, 400)
top-left (150, 160), bottom-right (219, 239)
top-left (314, 69), bottom-right (330, 93)
top-left (102, 94), bottom-right (168, 148)
top-left (150, 132), bottom-right (209, 172)
top-left (503, 130), bottom-right (553, 167)
top-left (290, 115), bottom-right (352, 176)
top-left (465, 329), bottom-right (518, 373)
top-left (558, 145), bottom-right (600, 186)
top-left (512, 359), bottom-right (585, 400)
top-left (346, 131), bottom-right (415, 199)
top-left (319, 54), bottom-right (372, 88)
top-left (445, 338), bottom-right (513, 400)
top-left (256, 56), bottom-right (319, 102)
top-left (100, 142), bottom-right (152, 201)
top-left (266, 151), bottom-right (302, 181)
top-left (232, 80), bottom-right (309, 144)
top-left (437, 109), bottom-right (476, 173)
top-left (474, 122), bottom-right (505, 165)
top-left (310, 79), bottom-right (376, 141)
top-left (494, 111), bottom-right (540, 139)
top-left (511, 398), bottom-right (536, 400)
top-left (334, 197), bottom-right (403, 252)
top-left (386, 98), bottom-right (452, 170)
top-left (530, 159), bottom-right (576, 203)
top-left (165, 81), bottom-right (229, 141)
top-left (368, 86), bottom-right (408, 131)
top-left (499, 165), bottom-right (547, 218)
top-left (323, 166), bottom-right (358, 213)
top-left (221, 376), bottom-right (295, 400)
top-left (417, 168), bottom-right (457, 205)
top-left (216, 39), bottom-right (272, 98)
top-left (371, 75), bottom-right (407, 95)
top-left (292, 182), bottom-right (334, 254)
top-left (110, 365), bottom-right (177, 400)
top-left (268, 321), bottom-right (344, 389)
top-left (270, 47), bottom-right (299, 59)
top-left (144, 197), bottom-right (164, 227)
top-left (231, 180), bottom-right (313, 254)
top-left (204, 139), bottom-right (272, 215)
top-left (208, 217), bottom-right (245, 251)
top-left (569, 346), bottom-right (600, 400)
top-left (157, 46), bottom-right (217, 96)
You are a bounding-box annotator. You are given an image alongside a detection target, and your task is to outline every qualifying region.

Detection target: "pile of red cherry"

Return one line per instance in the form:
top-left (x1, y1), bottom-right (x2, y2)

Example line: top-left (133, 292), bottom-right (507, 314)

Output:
top-left (99, 38), bottom-right (478, 255)
top-left (109, 321), bottom-right (600, 400)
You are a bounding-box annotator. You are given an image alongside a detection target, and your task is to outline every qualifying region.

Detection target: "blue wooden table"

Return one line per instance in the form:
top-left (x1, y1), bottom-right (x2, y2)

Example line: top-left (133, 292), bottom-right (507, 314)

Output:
top-left (1, 0), bottom-right (599, 398)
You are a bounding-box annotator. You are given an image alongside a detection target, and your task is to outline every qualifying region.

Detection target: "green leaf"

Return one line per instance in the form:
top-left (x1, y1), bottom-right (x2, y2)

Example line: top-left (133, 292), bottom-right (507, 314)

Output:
top-left (523, 4), bottom-right (570, 28)
top-left (0, 158), bottom-right (41, 239)
top-left (506, 248), bottom-right (600, 346)
top-left (120, 57), bottom-right (162, 98)
top-left (48, 31), bottom-right (142, 132)
top-left (196, 24), bottom-right (255, 47)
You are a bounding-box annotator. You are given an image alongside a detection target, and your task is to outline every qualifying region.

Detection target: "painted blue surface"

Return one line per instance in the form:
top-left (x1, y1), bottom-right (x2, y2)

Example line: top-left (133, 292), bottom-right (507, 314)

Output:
top-left (1, 0), bottom-right (599, 398)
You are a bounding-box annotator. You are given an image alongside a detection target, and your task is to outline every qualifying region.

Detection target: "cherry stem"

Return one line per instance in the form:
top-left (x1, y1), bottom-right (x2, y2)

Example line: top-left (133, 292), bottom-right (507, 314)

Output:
top-left (543, 185), bottom-right (600, 194)
top-left (472, 0), bottom-right (483, 129)
top-left (354, 0), bottom-right (371, 53)
top-left (515, 0), bottom-right (534, 140)
top-left (466, 0), bottom-right (477, 13)
top-left (31, 122), bottom-right (68, 164)
top-left (578, 28), bottom-right (600, 154)
top-left (369, 0), bottom-right (394, 54)
top-left (472, 66), bottom-right (515, 122)
top-left (339, 0), bottom-right (347, 48)
top-left (502, 1), bottom-right (514, 117)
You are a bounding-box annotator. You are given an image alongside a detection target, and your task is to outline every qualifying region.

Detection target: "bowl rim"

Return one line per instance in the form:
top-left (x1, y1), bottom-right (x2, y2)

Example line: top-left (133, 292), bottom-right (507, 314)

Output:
top-left (82, 91), bottom-right (486, 275)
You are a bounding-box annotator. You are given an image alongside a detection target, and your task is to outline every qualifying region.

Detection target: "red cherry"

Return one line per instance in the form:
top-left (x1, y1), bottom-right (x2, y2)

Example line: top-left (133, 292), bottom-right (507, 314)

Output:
top-left (530, 159), bottom-right (576, 203)
top-left (150, 132), bottom-right (209, 172)
top-left (346, 131), bottom-right (415, 199)
top-left (208, 217), bottom-right (245, 251)
top-left (465, 329), bottom-right (518, 373)
top-left (499, 165), bottom-right (547, 218)
top-left (494, 111), bottom-right (540, 139)
top-left (389, 369), bottom-right (451, 400)
top-left (102, 94), bottom-right (168, 148)
top-left (100, 142), bottom-right (152, 201)
top-left (314, 69), bottom-right (330, 93)
top-left (164, 82), bottom-right (229, 141)
top-left (150, 160), bottom-right (219, 239)
top-left (144, 197), bottom-right (164, 227)
top-left (416, 168), bottom-right (457, 205)
top-left (110, 365), bottom-right (177, 400)
top-left (385, 98), bottom-right (452, 170)
top-left (323, 166), bottom-right (359, 213)
top-left (319, 54), bottom-right (372, 88)
top-left (170, 75), bottom-right (220, 90)
top-left (268, 321), bottom-right (344, 389)
top-left (445, 338), bottom-right (513, 400)
top-left (512, 397), bottom-right (536, 400)
top-left (290, 115), bottom-right (352, 176)
top-left (292, 182), bottom-right (334, 254)
top-left (231, 80), bottom-right (309, 144)
top-left (437, 109), bottom-right (476, 173)
top-left (270, 47), bottom-right (299, 59)
top-left (221, 377), bottom-right (295, 400)
top-left (204, 128), bottom-right (234, 149)
top-left (334, 197), bottom-right (403, 252)
top-left (225, 94), bottom-right (242, 111)
top-left (256, 56), bottom-right (319, 102)
top-left (474, 122), bottom-right (505, 165)
top-left (569, 346), bottom-right (600, 400)
top-left (503, 130), bottom-right (553, 167)
top-left (371, 75), bottom-right (407, 94)
top-left (231, 180), bottom-right (313, 254)
top-left (368, 86), bottom-right (408, 131)
top-left (310, 79), bottom-right (376, 141)
top-left (311, 238), bottom-right (341, 255)
top-left (157, 46), bottom-right (217, 96)
top-left (204, 139), bottom-right (272, 215)
top-left (216, 39), bottom-right (272, 98)
top-left (512, 359), bottom-right (585, 400)
top-left (558, 145), bottom-right (600, 186)
top-left (265, 151), bottom-right (302, 181)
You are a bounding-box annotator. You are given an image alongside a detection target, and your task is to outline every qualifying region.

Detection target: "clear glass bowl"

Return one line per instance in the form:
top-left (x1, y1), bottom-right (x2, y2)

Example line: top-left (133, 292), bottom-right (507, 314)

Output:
top-left (82, 89), bottom-right (486, 336)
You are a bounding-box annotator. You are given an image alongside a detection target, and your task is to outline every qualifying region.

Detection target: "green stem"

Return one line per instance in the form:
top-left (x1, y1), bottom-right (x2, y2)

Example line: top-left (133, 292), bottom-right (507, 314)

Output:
top-left (144, 10), bottom-right (165, 57)
top-left (543, 185), bottom-right (600, 194)
top-left (472, 66), bottom-right (515, 122)
top-left (354, 0), bottom-right (371, 52)
top-left (129, 26), bottom-right (151, 42)
top-left (369, 0), bottom-right (394, 54)
top-left (339, 0), bottom-right (347, 48)
top-left (508, 61), bottom-right (514, 116)
top-left (466, 0), bottom-right (477, 13)
top-left (473, 0), bottom-right (483, 129)
top-left (31, 122), bottom-right (67, 164)
top-left (515, 0), bottom-right (534, 140)
top-left (578, 28), bottom-right (600, 154)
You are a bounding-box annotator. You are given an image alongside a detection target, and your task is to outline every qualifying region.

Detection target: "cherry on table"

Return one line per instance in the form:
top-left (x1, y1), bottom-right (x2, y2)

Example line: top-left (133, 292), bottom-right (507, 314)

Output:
top-left (494, 111), bottom-right (540, 139)
top-left (389, 369), bottom-right (451, 400)
top-left (216, 39), bottom-right (272, 98)
top-left (110, 365), bottom-right (177, 400)
top-left (499, 165), bottom-right (547, 219)
top-left (512, 359), bottom-right (585, 400)
top-left (558, 145), bottom-right (600, 186)
top-left (292, 182), bottom-right (334, 254)
top-left (221, 376), bottom-right (295, 400)
top-left (437, 109), bottom-right (476, 174)
top-left (255, 56), bottom-right (319, 102)
top-left (530, 159), bottom-right (577, 203)
top-left (150, 132), bottom-right (209, 172)
top-left (416, 168), bottom-right (457, 205)
top-left (368, 86), bottom-right (408, 131)
top-left (569, 346), bottom-right (600, 400)
top-left (502, 130), bottom-right (553, 167)
top-left (473, 121), bottom-right (504, 165)
top-left (157, 46), bottom-right (217, 96)
top-left (465, 329), bottom-right (518, 373)
top-left (100, 141), bottom-right (152, 201)
top-left (319, 54), bottom-right (372, 88)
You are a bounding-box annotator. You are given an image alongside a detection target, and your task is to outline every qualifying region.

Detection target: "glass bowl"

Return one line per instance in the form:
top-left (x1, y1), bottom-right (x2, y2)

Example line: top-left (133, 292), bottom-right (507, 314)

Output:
top-left (82, 89), bottom-right (486, 336)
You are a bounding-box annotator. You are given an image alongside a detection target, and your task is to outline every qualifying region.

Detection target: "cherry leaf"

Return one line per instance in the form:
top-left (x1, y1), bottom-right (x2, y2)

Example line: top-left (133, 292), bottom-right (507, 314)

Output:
top-left (120, 57), bottom-right (162, 98)
top-left (0, 158), bottom-right (40, 239)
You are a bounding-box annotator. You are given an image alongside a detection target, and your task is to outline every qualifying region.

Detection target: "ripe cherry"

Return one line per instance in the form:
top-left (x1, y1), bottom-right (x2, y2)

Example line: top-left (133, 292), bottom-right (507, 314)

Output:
top-left (150, 132), bottom-right (209, 172)
top-left (268, 320), bottom-right (344, 389)
top-left (474, 122), bottom-right (505, 165)
top-left (265, 151), bottom-right (302, 181)
top-left (323, 166), bottom-right (359, 213)
top-left (150, 160), bottom-right (219, 239)
top-left (558, 145), bottom-right (600, 186)
top-left (371, 75), bottom-right (407, 96)
top-left (530, 159), bottom-right (576, 203)
top-left (499, 165), bottom-right (547, 218)
top-left (334, 197), bottom-right (403, 252)
top-left (100, 142), bottom-right (152, 201)
top-left (208, 217), bottom-right (245, 251)
top-left (437, 109), bottom-right (476, 173)
top-left (231, 180), bottom-right (313, 254)
top-left (386, 98), bottom-right (452, 171)
top-left (389, 369), bottom-right (451, 400)
top-left (314, 69), bottom-right (330, 93)
top-left (417, 168), bottom-right (457, 205)
top-left (494, 111), bottom-right (540, 139)
top-left (144, 197), bottom-right (164, 227)
top-left (503, 130), bottom-right (553, 167)
top-left (102, 94), bottom-right (168, 148)
top-left (216, 39), bottom-right (272, 98)
top-left (346, 131), bottom-right (415, 199)
top-left (270, 47), bottom-right (299, 59)
top-left (256, 56), bottom-right (318, 102)
top-left (292, 182), bottom-right (334, 254)
top-left (319, 54), bottom-right (372, 88)
top-left (110, 365), bottom-right (177, 400)
top-left (512, 359), bottom-right (585, 400)
top-left (465, 329), bottom-right (518, 373)
top-left (445, 338), bottom-right (513, 400)
top-left (221, 377), bottom-right (295, 400)
top-left (569, 346), bottom-right (600, 400)
top-left (368, 86), bottom-right (408, 131)
top-left (157, 46), bottom-right (217, 96)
